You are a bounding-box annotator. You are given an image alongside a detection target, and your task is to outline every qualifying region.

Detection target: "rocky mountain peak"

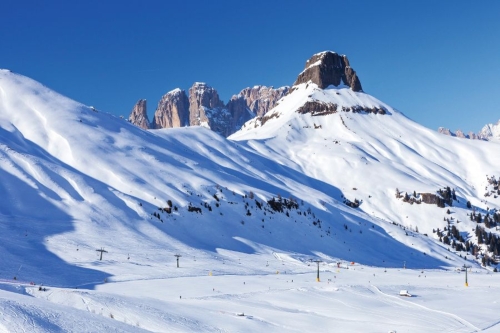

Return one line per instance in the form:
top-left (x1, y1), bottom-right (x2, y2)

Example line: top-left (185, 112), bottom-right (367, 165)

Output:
top-left (153, 88), bottom-right (189, 129)
top-left (189, 82), bottom-right (225, 127)
top-left (128, 99), bottom-right (150, 129)
top-left (128, 78), bottom-right (294, 136)
top-left (189, 82), bottom-right (224, 109)
top-left (293, 51), bottom-right (362, 91)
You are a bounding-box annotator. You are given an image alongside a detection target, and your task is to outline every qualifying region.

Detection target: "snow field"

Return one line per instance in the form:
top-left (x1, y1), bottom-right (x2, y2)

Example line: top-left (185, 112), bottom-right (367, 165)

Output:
top-left (2, 261), bottom-right (499, 332)
top-left (2, 70), bottom-right (500, 331)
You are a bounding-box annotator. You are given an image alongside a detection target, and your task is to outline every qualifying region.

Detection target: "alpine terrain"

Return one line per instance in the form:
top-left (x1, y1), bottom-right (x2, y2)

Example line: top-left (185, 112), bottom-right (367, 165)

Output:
top-left (1, 51), bottom-right (500, 332)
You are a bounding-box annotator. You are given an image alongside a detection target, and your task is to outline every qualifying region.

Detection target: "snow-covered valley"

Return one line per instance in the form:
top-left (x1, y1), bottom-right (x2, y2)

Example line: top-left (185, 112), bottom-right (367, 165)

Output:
top-left (1, 50), bottom-right (500, 332)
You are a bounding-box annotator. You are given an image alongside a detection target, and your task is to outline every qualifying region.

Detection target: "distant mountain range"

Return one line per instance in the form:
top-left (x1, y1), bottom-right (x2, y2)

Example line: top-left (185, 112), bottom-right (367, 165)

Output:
top-left (438, 121), bottom-right (500, 141)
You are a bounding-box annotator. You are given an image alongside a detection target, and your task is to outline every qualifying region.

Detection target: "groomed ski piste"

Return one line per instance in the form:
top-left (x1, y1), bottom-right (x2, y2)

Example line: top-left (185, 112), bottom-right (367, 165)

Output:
top-left (2, 257), bottom-right (499, 332)
top-left (1, 67), bottom-right (500, 332)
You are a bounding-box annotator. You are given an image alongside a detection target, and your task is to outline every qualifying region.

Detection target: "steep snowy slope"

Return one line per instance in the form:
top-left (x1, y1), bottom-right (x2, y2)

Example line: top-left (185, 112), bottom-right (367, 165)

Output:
top-left (231, 53), bottom-right (500, 267)
top-left (2, 53), bottom-right (500, 331)
top-left (0, 67), bottom-right (459, 292)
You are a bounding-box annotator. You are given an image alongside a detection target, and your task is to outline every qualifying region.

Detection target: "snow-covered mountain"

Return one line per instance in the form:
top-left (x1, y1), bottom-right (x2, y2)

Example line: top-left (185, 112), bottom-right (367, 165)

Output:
top-left (1, 64), bottom-right (441, 280)
top-left (2, 51), bottom-right (500, 331)
top-left (232, 51), bottom-right (500, 266)
top-left (478, 119), bottom-right (500, 140)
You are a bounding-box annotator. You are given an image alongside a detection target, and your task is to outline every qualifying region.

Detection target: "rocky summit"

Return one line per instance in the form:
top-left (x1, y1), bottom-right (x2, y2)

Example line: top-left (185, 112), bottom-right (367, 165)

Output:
top-left (188, 82), bottom-right (225, 127)
top-left (128, 99), bottom-right (150, 129)
top-left (153, 88), bottom-right (189, 129)
top-left (129, 84), bottom-right (287, 137)
top-left (128, 51), bottom-right (366, 135)
top-left (293, 51), bottom-right (362, 91)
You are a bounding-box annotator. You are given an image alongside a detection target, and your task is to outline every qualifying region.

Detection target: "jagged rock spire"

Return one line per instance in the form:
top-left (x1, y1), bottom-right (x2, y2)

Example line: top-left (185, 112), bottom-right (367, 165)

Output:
top-left (128, 99), bottom-right (150, 129)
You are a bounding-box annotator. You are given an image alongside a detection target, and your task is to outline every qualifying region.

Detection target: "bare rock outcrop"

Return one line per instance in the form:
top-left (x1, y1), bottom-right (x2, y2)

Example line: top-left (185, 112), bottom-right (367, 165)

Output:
top-left (455, 130), bottom-right (467, 138)
top-left (128, 84), bottom-right (287, 134)
top-left (297, 101), bottom-right (338, 116)
top-left (468, 132), bottom-right (478, 140)
top-left (438, 127), bottom-right (453, 136)
top-left (238, 86), bottom-right (289, 117)
top-left (293, 51), bottom-right (362, 91)
top-left (152, 89), bottom-right (189, 129)
top-left (188, 82), bottom-right (224, 127)
top-left (227, 95), bottom-right (253, 132)
top-left (421, 193), bottom-right (439, 205)
top-left (128, 99), bottom-right (150, 129)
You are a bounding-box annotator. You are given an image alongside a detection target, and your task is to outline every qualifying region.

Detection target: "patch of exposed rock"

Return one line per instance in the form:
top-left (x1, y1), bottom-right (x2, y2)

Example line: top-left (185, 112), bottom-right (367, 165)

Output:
top-left (238, 86), bottom-right (289, 117)
top-left (227, 95), bottom-right (253, 133)
top-left (341, 105), bottom-right (387, 114)
top-left (438, 127), bottom-right (453, 136)
top-left (296, 101), bottom-right (387, 117)
top-left (297, 101), bottom-right (338, 116)
top-left (455, 130), bottom-right (467, 139)
top-left (293, 51), bottom-right (362, 91)
top-left (128, 99), bottom-right (150, 129)
top-left (153, 89), bottom-right (189, 129)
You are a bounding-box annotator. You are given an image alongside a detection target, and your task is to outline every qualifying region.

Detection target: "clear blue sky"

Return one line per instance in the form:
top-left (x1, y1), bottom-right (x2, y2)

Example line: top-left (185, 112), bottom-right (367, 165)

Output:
top-left (2, 0), bottom-right (499, 133)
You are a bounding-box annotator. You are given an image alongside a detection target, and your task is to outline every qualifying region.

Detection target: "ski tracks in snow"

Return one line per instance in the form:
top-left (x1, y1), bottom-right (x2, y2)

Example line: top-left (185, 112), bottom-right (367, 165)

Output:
top-left (370, 284), bottom-right (480, 332)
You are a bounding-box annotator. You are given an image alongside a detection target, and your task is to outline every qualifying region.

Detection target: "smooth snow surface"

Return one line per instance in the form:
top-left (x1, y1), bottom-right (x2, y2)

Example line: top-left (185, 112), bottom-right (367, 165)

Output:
top-left (1, 70), bottom-right (500, 332)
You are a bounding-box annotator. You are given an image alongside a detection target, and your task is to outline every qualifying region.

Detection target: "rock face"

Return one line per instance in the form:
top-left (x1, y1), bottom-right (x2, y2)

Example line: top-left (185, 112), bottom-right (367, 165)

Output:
top-left (188, 82), bottom-right (224, 127)
top-left (293, 51), bottom-right (362, 91)
top-left (128, 99), bottom-right (150, 129)
top-left (297, 101), bottom-right (338, 116)
top-left (455, 130), bottom-right (467, 139)
top-left (128, 51), bottom-right (368, 136)
top-left (129, 82), bottom-right (288, 137)
top-left (438, 127), bottom-right (453, 136)
top-left (238, 86), bottom-right (289, 117)
top-left (469, 132), bottom-right (478, 140)
top-left (227, 95), bottom-right (253, 132)
top-left (152, 89), bottom-right (189, 129)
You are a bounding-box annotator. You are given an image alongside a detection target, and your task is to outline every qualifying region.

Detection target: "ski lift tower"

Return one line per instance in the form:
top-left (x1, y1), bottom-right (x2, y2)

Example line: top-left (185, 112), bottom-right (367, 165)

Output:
top-left (311, 259), bottom-right (322, 282)
top-left (96, 248), bottom-right (108, 261)
top-left (463, 264), bottom-right (471, 286)
top-left (174, 254), bottom-right (182, 268)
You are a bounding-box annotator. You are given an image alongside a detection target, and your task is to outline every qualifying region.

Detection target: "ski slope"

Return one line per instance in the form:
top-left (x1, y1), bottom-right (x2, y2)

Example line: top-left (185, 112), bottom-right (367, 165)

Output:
top-left (1, 69), bottom-right (500, 331)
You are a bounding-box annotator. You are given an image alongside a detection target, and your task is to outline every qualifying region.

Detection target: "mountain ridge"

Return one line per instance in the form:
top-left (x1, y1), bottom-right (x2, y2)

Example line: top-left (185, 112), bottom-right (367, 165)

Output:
top-left (128, 83), bottom-right (289, 137)
top-left (2, 51), bottom-right (500, 293)
top-left (438, 119), bottom-right (500, 141)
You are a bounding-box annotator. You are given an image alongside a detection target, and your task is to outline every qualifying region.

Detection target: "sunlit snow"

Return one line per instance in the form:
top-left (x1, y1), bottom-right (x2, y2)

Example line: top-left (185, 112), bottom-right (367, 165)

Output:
top-left (1, 69), bottom-right (500, 332)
